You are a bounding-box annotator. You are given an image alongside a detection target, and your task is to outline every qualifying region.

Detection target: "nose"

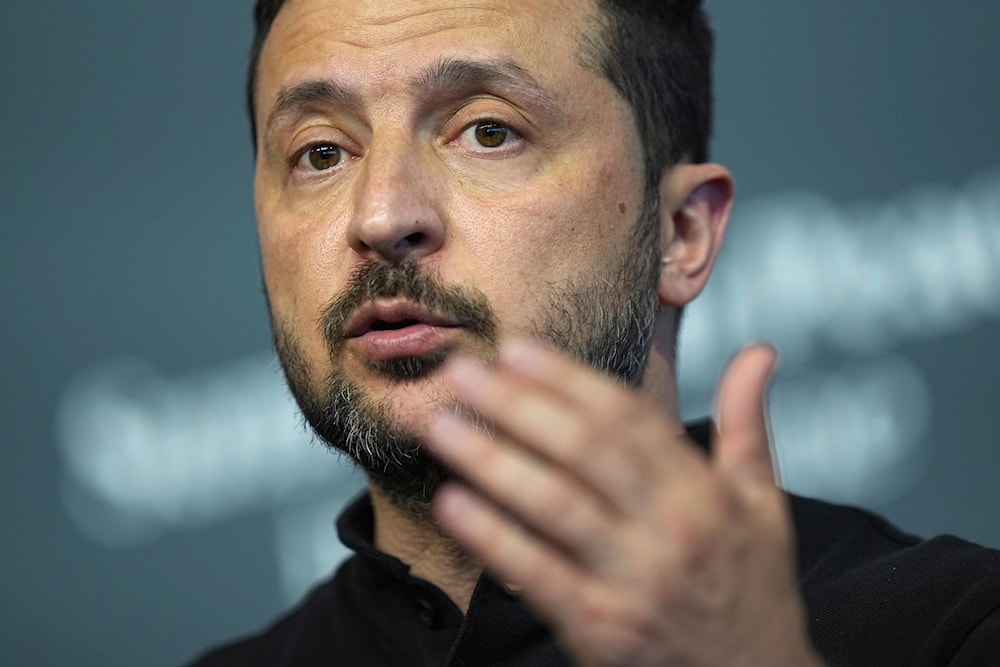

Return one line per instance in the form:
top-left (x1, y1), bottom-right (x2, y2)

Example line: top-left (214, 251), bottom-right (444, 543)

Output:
top-left (347, 140), bottom-right (446, 263)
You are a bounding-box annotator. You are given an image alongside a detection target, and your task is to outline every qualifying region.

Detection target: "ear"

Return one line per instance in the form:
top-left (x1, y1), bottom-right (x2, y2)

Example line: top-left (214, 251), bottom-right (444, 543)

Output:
top-left (657, 163), bottom-right (734, 307)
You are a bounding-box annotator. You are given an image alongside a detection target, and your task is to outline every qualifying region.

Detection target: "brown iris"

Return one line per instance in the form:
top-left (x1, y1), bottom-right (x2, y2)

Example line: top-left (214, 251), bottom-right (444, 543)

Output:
top-left (474, 122), bottom-right (508, 148)
top-left (308, 145), bottom-right (341, 170)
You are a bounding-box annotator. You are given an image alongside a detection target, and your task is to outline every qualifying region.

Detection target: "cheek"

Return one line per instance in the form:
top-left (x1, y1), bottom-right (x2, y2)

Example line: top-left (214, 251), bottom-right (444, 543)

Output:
top-left (474, 164), bottom-right (639, 272)
top-left (451, 163), bottom-right (642, 329)
top-left (256, 193), bottom-right (345, 341)
top-left (257, 212), bottom-right (302, 319)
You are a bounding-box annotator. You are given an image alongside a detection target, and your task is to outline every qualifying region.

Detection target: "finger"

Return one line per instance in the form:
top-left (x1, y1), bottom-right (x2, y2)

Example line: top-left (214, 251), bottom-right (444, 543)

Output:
top-left (499, 338), bottom-right (700, 464)
top-left (425, 411), bottom-right (619, 563)
top-left (440, 356), bottom-right (661, 510)
top-left (498, 337), bottom-right (636, 411)
top-left (713, 344), bottom-right (779, 489)
top-left (433, 483), bottom-right (592, 629)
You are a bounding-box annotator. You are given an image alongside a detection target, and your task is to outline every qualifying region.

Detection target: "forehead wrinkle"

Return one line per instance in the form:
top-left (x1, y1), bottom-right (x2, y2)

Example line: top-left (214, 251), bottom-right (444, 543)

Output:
top-left (262, 56), bottom-right (573, 156)
top-left (257, 0), bottom-right (602, 153)
top-left (337, 4), bottom-right (512, 49)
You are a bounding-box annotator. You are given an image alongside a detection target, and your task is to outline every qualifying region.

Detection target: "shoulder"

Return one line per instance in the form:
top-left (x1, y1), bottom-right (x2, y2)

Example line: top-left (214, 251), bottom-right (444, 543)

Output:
top-left (185, 567), bottom-right (346, 667)
top-left (789, 494), bottom-right (1000, 665)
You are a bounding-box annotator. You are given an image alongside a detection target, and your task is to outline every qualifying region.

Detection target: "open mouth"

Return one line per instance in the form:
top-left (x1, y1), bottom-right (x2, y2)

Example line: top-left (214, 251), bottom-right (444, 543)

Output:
top-left (340, 300), bottom-right (464, 362)
top-left (368, 318), bottom-right (423, 332)
top-left (344, 299), bottom-right (461, 339)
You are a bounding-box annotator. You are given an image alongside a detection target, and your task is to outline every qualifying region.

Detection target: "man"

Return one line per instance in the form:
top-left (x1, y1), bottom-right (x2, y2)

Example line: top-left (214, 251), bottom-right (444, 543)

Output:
top-left (191, 0), bottom-right (1000, 664)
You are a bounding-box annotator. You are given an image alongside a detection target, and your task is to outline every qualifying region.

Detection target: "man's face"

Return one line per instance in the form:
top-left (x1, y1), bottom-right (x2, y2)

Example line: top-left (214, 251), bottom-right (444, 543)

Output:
top-left (254, 0), bottom-right (660, 507)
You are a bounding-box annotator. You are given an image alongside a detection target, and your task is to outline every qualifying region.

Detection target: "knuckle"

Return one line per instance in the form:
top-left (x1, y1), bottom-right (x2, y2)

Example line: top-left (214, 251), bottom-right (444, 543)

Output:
top-left (633, 564), bottom-right (679, 611)
top-left (577, 585), bottom-right (613, 627)
top-left (705, 474), bottom-right (743, 519)
top-left (573, 588), bottom-right (654, 664)
top-left (537, 479), bottom-right (576, 518)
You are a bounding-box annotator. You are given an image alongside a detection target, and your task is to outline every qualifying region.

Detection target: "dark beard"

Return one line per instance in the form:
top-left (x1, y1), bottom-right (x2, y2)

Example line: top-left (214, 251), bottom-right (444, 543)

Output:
top-left (274, 261), bottom-right (498, 519)
top-left (271, 203), bottom-right (661, 519)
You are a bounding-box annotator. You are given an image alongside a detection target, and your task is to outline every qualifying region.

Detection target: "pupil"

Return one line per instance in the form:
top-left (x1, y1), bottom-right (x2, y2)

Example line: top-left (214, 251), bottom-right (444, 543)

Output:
top-left (475, 123), bottom-right (507, 148)
top-left (309, 145), bottom-right (340, 170)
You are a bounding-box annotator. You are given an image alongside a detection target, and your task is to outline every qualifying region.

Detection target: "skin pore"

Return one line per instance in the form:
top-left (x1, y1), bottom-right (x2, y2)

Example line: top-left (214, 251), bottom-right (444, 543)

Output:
top-left (254, 0), bottom-right (733, 613)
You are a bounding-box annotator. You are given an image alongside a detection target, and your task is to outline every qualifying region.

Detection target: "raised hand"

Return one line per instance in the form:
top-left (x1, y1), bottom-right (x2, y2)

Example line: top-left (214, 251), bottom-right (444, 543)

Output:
top-left (425, 339), bottom-right (822, 667)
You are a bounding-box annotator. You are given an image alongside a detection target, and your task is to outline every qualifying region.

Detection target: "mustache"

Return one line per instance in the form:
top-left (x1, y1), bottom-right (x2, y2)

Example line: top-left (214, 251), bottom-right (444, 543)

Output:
top-left (320, 260), bottom-right (499, 350)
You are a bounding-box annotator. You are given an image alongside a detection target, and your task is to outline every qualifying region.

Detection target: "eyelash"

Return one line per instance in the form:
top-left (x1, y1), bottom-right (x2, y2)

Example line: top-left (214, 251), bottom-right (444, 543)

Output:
top-left (455, 118), bottom-right (525, 155)
top-left (287, 117), bottom-right (527, 177)
top-left (459, 118), bottom-right (521, 145)
top-left (290, 142), bottom-right (351, 174)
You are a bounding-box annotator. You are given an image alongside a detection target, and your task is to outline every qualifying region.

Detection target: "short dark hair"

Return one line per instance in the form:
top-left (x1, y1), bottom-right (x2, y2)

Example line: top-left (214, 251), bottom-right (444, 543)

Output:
top-left (589, 0), bottom-right (713, 192)
top-left (246, 0), bottom-right (713, 188)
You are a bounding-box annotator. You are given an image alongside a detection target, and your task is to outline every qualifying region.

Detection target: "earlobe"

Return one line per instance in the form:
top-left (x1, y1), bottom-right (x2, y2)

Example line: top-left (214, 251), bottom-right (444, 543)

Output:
top-left (656, 163), bottom-right (735, 307)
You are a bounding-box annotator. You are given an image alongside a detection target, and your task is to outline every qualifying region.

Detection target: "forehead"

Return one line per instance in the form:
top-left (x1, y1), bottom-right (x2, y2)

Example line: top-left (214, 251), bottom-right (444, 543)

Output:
top-left (256, 0), bottom-right (604, 110)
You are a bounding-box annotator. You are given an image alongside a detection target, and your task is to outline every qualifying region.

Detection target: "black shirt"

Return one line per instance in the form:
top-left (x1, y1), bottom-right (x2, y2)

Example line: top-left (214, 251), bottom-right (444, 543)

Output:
top-left (190, 423), bottom-right (1000, 666)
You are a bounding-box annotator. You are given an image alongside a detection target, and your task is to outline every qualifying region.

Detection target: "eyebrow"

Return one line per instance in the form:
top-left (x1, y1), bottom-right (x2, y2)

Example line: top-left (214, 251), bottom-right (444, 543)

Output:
top-left (263, 79), bottom-right (363, 154)
top-left (261, 57), bottom-right (565, 155)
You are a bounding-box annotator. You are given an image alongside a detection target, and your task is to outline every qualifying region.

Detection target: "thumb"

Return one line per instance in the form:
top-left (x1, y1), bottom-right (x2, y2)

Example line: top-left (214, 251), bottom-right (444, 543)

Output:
top-left (713, 344), bottom-right (779, 489)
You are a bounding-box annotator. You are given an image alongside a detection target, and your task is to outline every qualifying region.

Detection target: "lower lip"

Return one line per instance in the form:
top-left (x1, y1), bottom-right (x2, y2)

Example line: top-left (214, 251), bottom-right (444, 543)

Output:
top-left (347, 324), bottom-right (460, 361)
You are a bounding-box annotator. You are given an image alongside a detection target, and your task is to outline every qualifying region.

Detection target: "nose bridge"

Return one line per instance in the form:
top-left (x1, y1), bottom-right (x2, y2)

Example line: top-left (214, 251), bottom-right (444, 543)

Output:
top-left (348, 131), bottom-right (445, 263)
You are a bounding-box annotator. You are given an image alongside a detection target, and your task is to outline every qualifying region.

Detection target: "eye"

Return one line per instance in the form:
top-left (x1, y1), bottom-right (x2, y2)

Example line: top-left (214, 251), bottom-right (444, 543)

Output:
top-left (296, 143), bottom-right (344, 171)
top-left (460, 121), bottom-right (519, 150)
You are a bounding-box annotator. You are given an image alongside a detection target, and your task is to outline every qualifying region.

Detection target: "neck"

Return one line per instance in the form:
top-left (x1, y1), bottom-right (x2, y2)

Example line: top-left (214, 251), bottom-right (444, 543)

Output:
top-left (640, 318), bottom-right (681, 421)
top-left (368, 482), bottom-right (483, 613)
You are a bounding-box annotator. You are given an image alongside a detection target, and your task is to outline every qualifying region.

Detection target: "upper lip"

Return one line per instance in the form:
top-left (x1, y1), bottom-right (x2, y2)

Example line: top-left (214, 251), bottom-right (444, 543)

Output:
top-left (342, 299), bottom-right (461, 338)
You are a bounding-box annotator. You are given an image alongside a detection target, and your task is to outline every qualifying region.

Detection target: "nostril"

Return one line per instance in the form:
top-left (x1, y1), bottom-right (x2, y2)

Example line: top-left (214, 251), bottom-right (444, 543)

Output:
top-left (402, 232), bottom-right (425, 247)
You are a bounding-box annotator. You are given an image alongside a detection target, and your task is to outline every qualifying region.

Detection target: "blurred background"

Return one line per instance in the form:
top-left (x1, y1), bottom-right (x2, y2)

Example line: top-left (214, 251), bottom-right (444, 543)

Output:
top-left (2, 1), bottom-right (998, 665)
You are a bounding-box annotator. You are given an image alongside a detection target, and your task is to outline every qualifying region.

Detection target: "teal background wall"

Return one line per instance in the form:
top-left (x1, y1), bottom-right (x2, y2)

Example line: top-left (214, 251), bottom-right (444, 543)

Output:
top-left (2, 2), bottom-right (998, 665)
